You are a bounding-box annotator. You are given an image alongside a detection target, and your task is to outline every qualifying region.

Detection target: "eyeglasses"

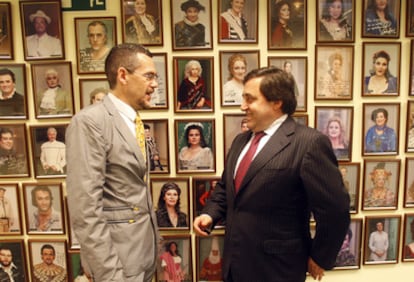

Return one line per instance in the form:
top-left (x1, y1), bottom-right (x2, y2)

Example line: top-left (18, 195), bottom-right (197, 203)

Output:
top-left (126, 68), bottom-right (158, 81)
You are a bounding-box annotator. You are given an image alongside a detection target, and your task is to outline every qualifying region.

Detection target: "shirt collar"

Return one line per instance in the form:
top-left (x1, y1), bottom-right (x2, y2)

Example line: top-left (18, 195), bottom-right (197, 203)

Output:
top-left (263, 114), bottom-right (288, 137)
top-left (107, 93), bottom-right (136, 123)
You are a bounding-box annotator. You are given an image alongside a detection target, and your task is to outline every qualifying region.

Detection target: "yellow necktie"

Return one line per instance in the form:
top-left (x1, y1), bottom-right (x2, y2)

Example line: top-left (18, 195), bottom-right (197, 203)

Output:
top-left (135, 113), bottom-right (146, 160)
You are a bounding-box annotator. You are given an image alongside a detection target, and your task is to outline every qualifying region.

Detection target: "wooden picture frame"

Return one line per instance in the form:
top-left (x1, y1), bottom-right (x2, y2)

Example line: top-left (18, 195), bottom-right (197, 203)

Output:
top-left (0, 3), bottom-right (13, 59)
top-left (196, 235), bottom-right (225, 281)
top-left (363, 216), bottom-right (401, 264)
top-left (292, 113), bottom-right (308, 126)
top-left (410, 40), bottom-right (414, 96)
top-left (68, 250), bottom-right (84, 281)
top-left (28, 239), bottom-right (68, 281)
top-left (121, 0), bottom-right (163, 46)
top-left (142, 119), bottom-right (170, 174)
top-left (268, 0), bottom-right (307, 50)
top-left (362, 159), bottom-right (400, 210)
top-left (29, 124), bottom-right (68, 178)
top-left (23, 183), bottom-right (65, 234)
top-left (223, 113), bottom-right (248, 160)
top-left (0, 64), bottom-right (28, 119)
top-left (146, 52), bottom-right (168, 109)
top-left (338, 163), bottom-right (360, 213)
top-left (334, 218), bottom-right (362, 269)
top-left (407, 101), bottom-right (414, 152)
top-left (0, 183), bottom-right (23, 235)
top-left (19, 1), bottom-right (65, 60)
top-left (156, 235), bottom-right (193, 282)
top-left (219, 0), bottom-right (258, 43)
top-left (362, 42), bottom-right (400, 96)
top-left (317, 0), bottom-right (355, 43)
top-left (173, 57), bottom-right (214, 113)
top-left (315, 45), bottom-right (354, 100)
top-left (171, 0), bottom-right (213, 50)
top-left (0, 123), bottom-right (30, 178)
top-left (220, 50), bottom-right (259, 107)
top-left (402, 213), bottom-right (414, 261)
top-left (150, 177), bottom-right (190, 230)
top-left (175, 119), bottom-right (215, 173)
top-left (362, 103), bottom-right (400, 155)
top-left (404, 157), bottom-right (414, 208)
top-left (74, 17), bottom-right (117, 74)
top-left (0, 240), bottom-right (28, 280)
top-left (315, 106), bottom-right (353, 162)
top-left (362, 0), bottom-right (400, 38)
top-left (31, 62), bottom-right (74, 119)
top-left (268, 56), bottom-right (307, 111)
top-left (78, 78), bottom-right (109, 109)
top-left (65, 197), bottom-right (80, 250)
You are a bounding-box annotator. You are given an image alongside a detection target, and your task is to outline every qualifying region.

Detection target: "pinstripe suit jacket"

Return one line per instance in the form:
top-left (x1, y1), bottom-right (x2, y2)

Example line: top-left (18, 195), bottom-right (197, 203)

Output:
top-left (203, 116), bottom-right (350, 282)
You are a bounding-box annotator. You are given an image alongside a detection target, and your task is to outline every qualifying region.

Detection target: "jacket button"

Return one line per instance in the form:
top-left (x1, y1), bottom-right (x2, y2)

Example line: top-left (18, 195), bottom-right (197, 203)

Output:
top-left (128, 219), bottom-right (135, 224)
top-left (133, 207), bottom-right (139, 211)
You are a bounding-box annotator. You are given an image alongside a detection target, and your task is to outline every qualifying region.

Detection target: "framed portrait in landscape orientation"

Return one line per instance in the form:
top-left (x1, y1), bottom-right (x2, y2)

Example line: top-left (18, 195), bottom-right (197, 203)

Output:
top-left (362, 0), bottom-right (400, 38)
top-left (0, 184), bottom-right (22, 235)
top-left (0, 64), bottom-right (28, 119)
top-left (0, 3), bottom-right (13, 59)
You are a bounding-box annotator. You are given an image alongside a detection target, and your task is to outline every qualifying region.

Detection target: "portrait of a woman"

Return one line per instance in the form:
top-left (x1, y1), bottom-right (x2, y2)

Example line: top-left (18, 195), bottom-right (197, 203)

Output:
top-left (271, 0), bottom-right (293, 47)
top-left (178, 123), bottom-right (214, 171)
top-left (364, 162), bottom-right (396, 208)
top-left (365, 107), bottom-right (396, 153)
top-left (404, 218), bottom-right (414, 260)
top-left (364, 0), bottom-right (397, 37)
top-left (174, 0), bottom-right (206, 48)
top-left (220, 0), bottom-right (248, 40)
top-left (323, 116), bottom-right (349, 160)
top-left (159, 241), bottom-right (185, 282)
top-left (319, 0), bottom-right (352, 41)
top-left (222, 53), bottom-right (247, 105)
top-left (156, 182), bottom-right (188, 228)
top-left (364, 50), bottom-right (397, 95)
top-left (318, 51), bottom-right (350, 98)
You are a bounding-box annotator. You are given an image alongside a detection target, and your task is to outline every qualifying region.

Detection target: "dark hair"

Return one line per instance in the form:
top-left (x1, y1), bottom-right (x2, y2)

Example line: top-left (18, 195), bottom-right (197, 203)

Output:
top-left (368, 0), bottom-right (393, 21)
top-left (243, 66), bottom-right (297, 115)
top-left (346, 228), bottom-right (353, 241)
top-left (371, 108), bottom-right (388, 123)
top-left (87, 20), bottom-right (108, 35)
top-left (157, 182), bottom-right (182, 213)
top-left (274, 1), bottom-right (291, 22)
top-left (41, 244), bottom-right (55, 256)
top-left (0, 128), bottom-right (13, 139)
top-left (144, 124), bottom-right (150, 130)
top-left (0, 68), bottom-right (16, 82)
top-left (31, 186), bottom-right (53, 207)
top-left (180, 0), bottom-right (205, 12)
top-left (105, 43), bottom-right (152, 89)
top-left (321, 0), bottom-right (348, 28)
top-left (370, 50), bottom-right (392, 80)
top-left (165, 241), bottom-right (179, 256)
top-left (184, 124), bottom-right (208, 147)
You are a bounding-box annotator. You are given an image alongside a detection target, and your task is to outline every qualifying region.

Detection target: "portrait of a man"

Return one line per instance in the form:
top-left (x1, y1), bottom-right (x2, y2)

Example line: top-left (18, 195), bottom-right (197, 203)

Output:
top-left (0, 125), bottom-right (29, 177)
top-left (30, 242), bottom-right (67, 282)
top-left (0, 241), bottom-right (27, 281)
top-left (0, 67), bottom-right (26, 119)
top-left (0, 185), bottom-right (21, 234)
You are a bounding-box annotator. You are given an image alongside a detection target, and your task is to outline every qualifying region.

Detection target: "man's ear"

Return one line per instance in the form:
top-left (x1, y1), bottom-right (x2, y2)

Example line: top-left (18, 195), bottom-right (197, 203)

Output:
top-left (118, 67), bottom-right (128, 85)
top-left (272, 100), bottom-right (283, 111)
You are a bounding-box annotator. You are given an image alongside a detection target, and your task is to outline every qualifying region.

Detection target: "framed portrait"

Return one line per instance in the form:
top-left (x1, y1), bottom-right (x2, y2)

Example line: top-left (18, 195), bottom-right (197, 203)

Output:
top-left (0, 64), bottom-right (28, 119)
top-left (219, 0), bottom-right (258, 43)
top-left (65, 197), bottom-right (80, 250)
top-left (220, 50), bottom-right (259, 107)
top-left (28, 239), bottom-right (68, 281)
top-left (173, 57), bottom-right (214, 113)
top-left (31, 62), bottom-right (74, 119)
top-left (334, 218), bottom-right (362, 269)
top-left (268, 56), bottom-right (307, 111)
top-left (292, 113), bottom-right (308, 126)
top-left (29, 124), bottom-right (68, 178)
top-left (338, 163), bottom-right (360, 213)
top-left (362, 159), bottom-right (400, 210)
top-left (362, 103), bottom-right (400, 156)
top-left (223, 113), bottom-right (247, 159)
top-left (363, 216), bottom-right (401, 264)
top-left (171, 0), bottom-right (213, 50)
top-left (408, 1), bottom-right (414, 36)
top-left (407, 101), bottom-right (414, 152)
top-left (314, 45), bottom-right (353, 100)
top-left (146, 53), bottom-right (168, 109)
top-left (19, 1), bottom-right (65, 60)
top-left (409, 40), bottom-right (414, 96)
top-left (267, 0), bottom-right (307, 50)
top-left (196, 235), bottom-right (225, 281)
top-left (315, 106), bottom-right (353, 162)
top-left (23, 183), bottom-right (65, 234)
top-left (75, 17), bottom-right (117, 74)
top-left (142, 119), bottom-right (169, 173)
top-left (402, 213), bottom-right (414, 261)
top-left (0, 123), bottom-right (30, 178)
top-left (79, 78), bottom-right (109, 109)
top-left (68, 250), bottom-right (84, 281)
top-left (0, 184), bottom-right (23, 235)
top-left (0, 240), bottom-right (28, 281)
top-left (362, 0), bottom-right (400, 38)
top-left (362, 42), bottom-right (400, 96)
top-left (0, 3), bottom-right (13, 59)
top-left (121, 0), bottom-right (163, 46)
top-left (156, 235), bottom-right (193, 282)
top-left (404, 157), bottom-right (414, 208)
top-left (317, 0), bottom-right (355, 43)
top-left (150, 177), bottom-right (190, 230)
top-left (175, 119), bottom-right (216, 173)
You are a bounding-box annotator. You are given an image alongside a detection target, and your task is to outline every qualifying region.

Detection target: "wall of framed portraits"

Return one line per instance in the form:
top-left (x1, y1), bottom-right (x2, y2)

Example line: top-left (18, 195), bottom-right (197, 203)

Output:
top-left (1, 0), bottom-right (414, 281)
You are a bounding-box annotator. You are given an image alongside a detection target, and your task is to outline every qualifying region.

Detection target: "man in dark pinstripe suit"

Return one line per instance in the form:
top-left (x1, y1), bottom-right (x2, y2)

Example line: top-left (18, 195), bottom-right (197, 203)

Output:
top-left (194, 66), bottom-right (350, 282)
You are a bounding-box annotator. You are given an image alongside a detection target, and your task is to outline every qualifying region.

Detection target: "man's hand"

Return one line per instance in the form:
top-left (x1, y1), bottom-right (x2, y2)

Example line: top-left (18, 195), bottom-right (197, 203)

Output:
top-left (308, 257), bottom-right (325, 281)
top-left (193, 214), bottom-right (213, 236)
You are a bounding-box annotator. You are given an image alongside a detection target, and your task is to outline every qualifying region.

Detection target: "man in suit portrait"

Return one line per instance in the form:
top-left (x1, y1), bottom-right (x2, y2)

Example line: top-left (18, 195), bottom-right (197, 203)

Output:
top-left (0, 68), bottom-right (25, 117)
top-left (193, 66), bottom-right (350, 282)
top-left (66, 43), bottom-right (160, 282)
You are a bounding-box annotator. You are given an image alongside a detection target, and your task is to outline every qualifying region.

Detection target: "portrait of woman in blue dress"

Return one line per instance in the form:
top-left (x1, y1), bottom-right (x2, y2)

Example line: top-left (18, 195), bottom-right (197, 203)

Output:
top-left (365, 107), bottom-right (396, 153)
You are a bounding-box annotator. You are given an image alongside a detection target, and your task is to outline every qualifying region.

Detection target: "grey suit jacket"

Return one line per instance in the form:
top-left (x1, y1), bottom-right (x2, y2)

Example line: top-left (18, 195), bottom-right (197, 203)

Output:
top-left (66, 97), bottom-right (159, 281)
top-left (203, 117), bottom-right (350, 282)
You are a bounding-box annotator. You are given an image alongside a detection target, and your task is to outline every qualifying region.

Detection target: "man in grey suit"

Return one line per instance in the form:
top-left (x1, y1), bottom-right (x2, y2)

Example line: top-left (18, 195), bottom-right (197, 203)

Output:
top-left (194, 66), bottom-right (350, 282)
top-left (66, 44), bottom-right (160, 282)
